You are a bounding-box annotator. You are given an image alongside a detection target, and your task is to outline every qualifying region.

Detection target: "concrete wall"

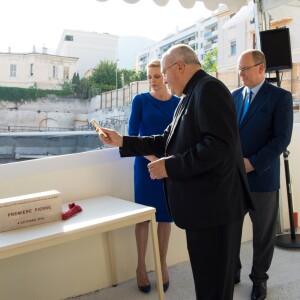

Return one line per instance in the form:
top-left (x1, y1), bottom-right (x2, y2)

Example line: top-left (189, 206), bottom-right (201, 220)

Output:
top-left (0, 80), bottom-right (150, 132)
top-left (0, 132), bottom-right (102, 160)
top-left (0, 97), bottom-right (90, 130)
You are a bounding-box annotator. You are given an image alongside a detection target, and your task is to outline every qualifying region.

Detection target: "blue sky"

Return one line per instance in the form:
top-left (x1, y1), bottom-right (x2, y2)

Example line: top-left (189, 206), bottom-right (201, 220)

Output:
top-left (1, 0), bottom-right (211, 53)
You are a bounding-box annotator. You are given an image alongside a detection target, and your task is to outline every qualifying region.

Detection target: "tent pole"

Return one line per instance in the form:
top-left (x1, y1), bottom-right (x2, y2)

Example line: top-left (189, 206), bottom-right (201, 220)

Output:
top-left (253, 0), bottom-right (263, 49)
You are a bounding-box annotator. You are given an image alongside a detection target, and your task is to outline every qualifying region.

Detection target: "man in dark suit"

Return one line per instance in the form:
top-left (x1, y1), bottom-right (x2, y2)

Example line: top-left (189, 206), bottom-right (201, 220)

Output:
top-left (99, 44), bottom-right (253, 300)
top-left (232, 49), bottom-right (293, 300)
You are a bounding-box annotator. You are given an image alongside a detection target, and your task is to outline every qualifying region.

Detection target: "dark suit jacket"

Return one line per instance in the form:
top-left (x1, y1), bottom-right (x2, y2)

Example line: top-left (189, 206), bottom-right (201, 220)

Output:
top-left (232, 81), bottom-right (293, 192)
top-left (121, 70), bottom-right (252, 230)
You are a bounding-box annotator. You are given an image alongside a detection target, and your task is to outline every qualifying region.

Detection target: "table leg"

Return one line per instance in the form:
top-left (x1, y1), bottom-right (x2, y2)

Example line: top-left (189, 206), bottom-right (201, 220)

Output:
top-left (107, 232), bottom-right (118, 286)
top-left (149, 213), bottom-right (164, 300)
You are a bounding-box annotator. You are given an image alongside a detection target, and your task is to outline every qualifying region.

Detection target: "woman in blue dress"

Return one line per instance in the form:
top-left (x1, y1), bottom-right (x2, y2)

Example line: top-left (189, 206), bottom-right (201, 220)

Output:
top-left (128, 59), bottom-right (180, 293)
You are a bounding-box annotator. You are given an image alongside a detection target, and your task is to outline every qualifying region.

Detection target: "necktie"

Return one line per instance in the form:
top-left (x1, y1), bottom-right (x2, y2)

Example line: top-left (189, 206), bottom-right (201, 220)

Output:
top-left (240, 90), bottom-right (252, 124)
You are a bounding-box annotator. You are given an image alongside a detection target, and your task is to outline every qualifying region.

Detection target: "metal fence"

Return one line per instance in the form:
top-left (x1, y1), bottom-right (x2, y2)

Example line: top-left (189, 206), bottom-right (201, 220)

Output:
top-left (0, 125), bottom-right (78, 133)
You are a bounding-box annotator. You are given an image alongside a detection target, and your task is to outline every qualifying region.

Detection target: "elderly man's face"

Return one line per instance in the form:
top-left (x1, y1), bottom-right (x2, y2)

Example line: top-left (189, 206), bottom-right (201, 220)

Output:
top-left (161, 57), bottom-right (182, 97)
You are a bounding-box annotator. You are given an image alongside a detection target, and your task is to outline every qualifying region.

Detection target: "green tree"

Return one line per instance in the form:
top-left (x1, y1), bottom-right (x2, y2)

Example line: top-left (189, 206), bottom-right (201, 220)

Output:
top-left (129, 70), bottom-right (147, 82)
top-left (69, 73), bottom-right (92, 99)
top-left (90, 60), bottom-right (120, 92)
top-left (78, 78), bottom-right (92, 99)
top-left (202, 48), bottom-right (218, 73)
top-left (71, 72), bottom-right (80, 96)
top-left (120, 69), bottom-right (136, 87)
top-left (80, 61), bottom-right (148, 97)
top-left (72, 72), bottom-right (80, 86)
top-left (60, 81), bottom-right (74, 94)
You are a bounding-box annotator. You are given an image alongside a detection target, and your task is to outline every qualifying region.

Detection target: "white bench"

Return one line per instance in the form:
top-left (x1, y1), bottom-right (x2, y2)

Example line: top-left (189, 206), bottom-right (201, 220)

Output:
top-left (0, 195), bottom-right (165, 300)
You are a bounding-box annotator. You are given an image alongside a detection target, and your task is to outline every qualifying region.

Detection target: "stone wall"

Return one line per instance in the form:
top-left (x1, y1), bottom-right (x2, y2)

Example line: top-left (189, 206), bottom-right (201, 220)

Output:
top-left (0, 81), bottom-right (150, 132)
top-left (0, 96), bottom-right (90, 130)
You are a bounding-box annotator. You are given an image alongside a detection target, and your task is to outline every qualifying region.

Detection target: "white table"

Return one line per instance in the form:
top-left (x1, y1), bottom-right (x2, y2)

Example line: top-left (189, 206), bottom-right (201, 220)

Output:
top-left (0, 195), bottom-right (164, 300)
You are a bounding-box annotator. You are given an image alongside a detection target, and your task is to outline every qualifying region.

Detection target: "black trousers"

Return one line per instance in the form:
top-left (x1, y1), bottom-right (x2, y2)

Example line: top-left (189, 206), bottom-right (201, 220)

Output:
top-left (236, 191), bottom-right (278, 282)
top-left (186, 219), bottom-right (244, 300)
top-left (249, 191), bottom-right (278, 282)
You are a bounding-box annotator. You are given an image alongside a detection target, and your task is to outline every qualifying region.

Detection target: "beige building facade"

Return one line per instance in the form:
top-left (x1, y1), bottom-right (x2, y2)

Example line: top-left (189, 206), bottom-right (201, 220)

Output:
top-left (217, 1), bottom-right (300, 97)
top-left (0, 51), bottom-right (78, 90)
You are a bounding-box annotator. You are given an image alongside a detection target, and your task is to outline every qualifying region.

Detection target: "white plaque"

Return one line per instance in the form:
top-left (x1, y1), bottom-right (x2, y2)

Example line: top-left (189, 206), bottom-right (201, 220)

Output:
top-left (0, 190), bottom-right (62, 232)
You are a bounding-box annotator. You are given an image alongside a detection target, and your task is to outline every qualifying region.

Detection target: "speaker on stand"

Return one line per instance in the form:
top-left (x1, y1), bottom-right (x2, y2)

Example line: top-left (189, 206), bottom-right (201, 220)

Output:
top-left (275, 150), bottom-right (300, 248)
top-left (260, 28), bottom-right (300, 248)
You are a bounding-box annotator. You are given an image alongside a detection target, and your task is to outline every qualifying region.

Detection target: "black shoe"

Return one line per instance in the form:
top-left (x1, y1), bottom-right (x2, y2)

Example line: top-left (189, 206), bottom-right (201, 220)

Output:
top-left (163, 281), bottom-right (169, 292)
top-left (138, 284), bottom-right (151, 293)
top-left (251, 282), bottom-right (267, 300)
top-left (234, 270), bottom-right (241, 285)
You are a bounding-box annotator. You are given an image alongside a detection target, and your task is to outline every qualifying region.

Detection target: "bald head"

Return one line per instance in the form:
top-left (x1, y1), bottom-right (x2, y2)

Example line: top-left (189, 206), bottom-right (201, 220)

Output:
top-left (163, 44), bottom-right (201, 66)
top-left (161, 44), bottom-right (201, 96)
top-left (238, 49), bottom-right (266, 89)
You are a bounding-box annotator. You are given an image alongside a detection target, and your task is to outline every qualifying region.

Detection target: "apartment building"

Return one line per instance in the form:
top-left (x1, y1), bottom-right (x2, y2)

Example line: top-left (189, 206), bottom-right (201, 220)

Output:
top-left (199, 15), bottom-right (218, 60)
top-left (136, 8), bottom-right (221, 71)
top-left (136, 24), bottom-right (198, 71)
top-left (136, 2), bottom-right (299, 96)
top-left (56, 29), bottom-right (118, 77)
top-left (0, 48), bottom-right (78, 90)
top-left (217, 1), bottom-right (300, 92)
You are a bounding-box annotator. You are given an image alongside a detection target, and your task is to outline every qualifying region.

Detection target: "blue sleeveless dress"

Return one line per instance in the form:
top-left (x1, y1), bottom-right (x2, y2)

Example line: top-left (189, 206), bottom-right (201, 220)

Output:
top-left (128, 92), bottom-right (180, 222)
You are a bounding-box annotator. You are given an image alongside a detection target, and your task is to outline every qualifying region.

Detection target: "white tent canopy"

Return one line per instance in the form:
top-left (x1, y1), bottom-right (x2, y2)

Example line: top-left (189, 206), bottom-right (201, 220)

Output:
top-left (96, 0), bottom-right (300, 56)
top-left (222, 0), bottom-right (300, 35)
top-left (263, 0), bottom-right (300, 11)
top-left (96, 0), bottom-right (248, 11)
top-left (97, 0), bottom-right (300, 11)
top-left (222, 1), bottom-right (254, 29)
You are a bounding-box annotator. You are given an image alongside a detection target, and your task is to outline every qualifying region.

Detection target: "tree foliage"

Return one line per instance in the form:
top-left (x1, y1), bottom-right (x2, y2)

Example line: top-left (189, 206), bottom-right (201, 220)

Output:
top-left (130, 70), bottom-right (147, 82)
top-left (0, 86), bottom-right (70, 102)
top-left (71, 72), bottom-right (91, 99)
top-left (121, 69), bottom-right (135, 87)
top-left (62, 61), bottom-right (148, 99)
top-left (90, 60), bottom-right (118, 91)
top-left (202, 48), bottom-right (218, 73)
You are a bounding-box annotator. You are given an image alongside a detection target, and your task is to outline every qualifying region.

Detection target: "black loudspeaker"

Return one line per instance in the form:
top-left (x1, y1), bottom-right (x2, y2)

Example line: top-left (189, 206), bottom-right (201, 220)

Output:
top-left (260, 28), bottom-right (292, 72)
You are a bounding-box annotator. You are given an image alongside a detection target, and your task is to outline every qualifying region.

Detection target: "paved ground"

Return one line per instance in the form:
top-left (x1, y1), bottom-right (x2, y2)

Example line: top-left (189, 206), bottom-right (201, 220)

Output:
top-left (67, 239), bottom-right (300, 300)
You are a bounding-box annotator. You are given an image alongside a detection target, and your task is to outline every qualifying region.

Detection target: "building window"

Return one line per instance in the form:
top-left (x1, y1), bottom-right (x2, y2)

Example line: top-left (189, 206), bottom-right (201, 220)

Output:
top-left (53, 66), bottom-right (58, 78)
top-left (10, 64), bottom-right (17, 77)
top-left (30, 63), bottom-right (34, 76)
top-left (63, 67), bottom-right (69, 80)
top-left (64, 35), bottom-right (74, 41)
top-left (230, 40), bottom-right (237, 56)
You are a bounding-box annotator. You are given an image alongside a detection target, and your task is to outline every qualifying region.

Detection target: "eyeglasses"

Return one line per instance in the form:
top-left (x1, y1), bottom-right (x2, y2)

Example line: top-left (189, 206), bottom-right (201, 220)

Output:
top-left (238, 62), bottom-right (263, 73)
top-left (162, 62), bottom-right (178, 77)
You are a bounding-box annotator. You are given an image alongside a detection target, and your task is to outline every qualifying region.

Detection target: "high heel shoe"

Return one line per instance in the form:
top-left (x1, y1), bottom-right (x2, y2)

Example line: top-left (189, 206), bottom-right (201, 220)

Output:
top-left (138, 284), bottom-right (151, 293)
top-left (136, 269), bottom-right (151, 293)
top-left (163, 281), bottom-right (169, 292)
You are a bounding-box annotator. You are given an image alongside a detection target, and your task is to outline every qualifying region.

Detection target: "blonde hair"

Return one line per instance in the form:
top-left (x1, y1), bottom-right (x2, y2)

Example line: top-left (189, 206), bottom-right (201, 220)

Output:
top-left (147, 59), bottom-right (161, 68)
